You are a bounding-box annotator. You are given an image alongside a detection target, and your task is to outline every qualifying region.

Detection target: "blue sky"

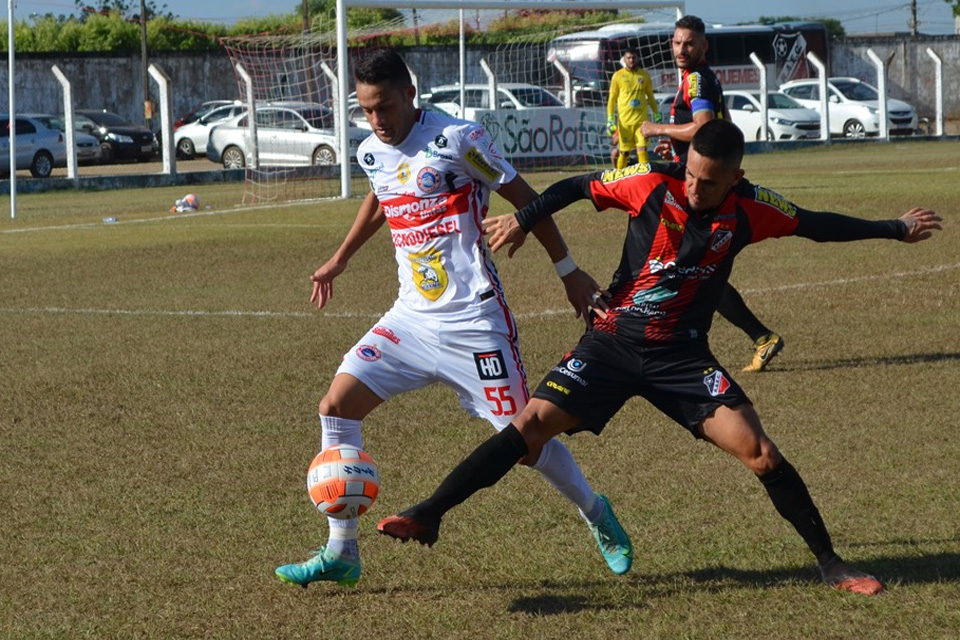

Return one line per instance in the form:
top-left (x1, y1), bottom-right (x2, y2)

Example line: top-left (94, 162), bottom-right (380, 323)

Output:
top-left (16, 0), bottom-right (959, 35)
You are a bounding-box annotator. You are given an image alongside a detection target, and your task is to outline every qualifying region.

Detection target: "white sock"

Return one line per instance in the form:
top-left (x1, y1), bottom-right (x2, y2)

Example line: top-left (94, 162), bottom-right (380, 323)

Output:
top-left (320, 414), bottom-right (362, 558)
top-left (530, 438), bottom-right (600, 519)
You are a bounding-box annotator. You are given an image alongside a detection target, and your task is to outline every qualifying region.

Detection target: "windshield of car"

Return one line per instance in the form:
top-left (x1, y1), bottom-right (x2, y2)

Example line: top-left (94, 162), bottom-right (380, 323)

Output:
top-left (299, 107), bottom-right (334, 129)
top-left (507, 87), bottom-right (563, 107)
top-left (832, 80), bottom-right (877, 101)
top-left (82, 111), bottom-right (132, 126)
top-left (763, 93), bottom-right (803, 109)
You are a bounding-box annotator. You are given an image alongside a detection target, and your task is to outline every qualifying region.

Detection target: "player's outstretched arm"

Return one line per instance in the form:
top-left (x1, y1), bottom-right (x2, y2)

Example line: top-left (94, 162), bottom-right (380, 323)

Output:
top-left (900, 207), bottom-right (943, 243)
top-left (310, 191), bottom-right (384, 310)
top-left (493, 175), bottom-right (608, 323)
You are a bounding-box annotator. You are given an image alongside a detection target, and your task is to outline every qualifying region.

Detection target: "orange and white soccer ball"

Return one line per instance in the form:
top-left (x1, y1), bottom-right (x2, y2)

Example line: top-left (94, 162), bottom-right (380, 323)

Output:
top-left (307, 444), bottom-right (380, 519)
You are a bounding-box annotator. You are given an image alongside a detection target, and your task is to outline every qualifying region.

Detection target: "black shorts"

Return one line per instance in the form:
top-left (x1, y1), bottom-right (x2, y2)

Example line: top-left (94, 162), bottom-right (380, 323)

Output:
top-left (532, 330), bottom-right (751, 438)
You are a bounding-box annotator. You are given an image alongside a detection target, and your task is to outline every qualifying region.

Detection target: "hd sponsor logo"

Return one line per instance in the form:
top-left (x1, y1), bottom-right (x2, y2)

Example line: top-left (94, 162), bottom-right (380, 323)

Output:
top-left (545, 380), bottom-right (571, 395)
top-left (465, 147), bottom-right (501, 181)
top-left (702, 368), bottom-right (731, 396)
top-left (434, 134), bottom-right (448, 148)
top-left (474, 350), bottom-right (508, 381)
top-left (600, 162), bottom-right (651, 184)
top-left (372, 326), bottom-right (401, 344)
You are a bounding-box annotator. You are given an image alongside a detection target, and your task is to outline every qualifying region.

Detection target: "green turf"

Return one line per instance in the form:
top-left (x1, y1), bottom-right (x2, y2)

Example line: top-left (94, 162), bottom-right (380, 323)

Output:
top-left (1, 140), bottom-right (958, 639)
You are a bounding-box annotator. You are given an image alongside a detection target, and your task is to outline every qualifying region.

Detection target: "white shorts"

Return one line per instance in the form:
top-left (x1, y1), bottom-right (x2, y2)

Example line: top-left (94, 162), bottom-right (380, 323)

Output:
top-left (337, 302), bottom-right (529, 430)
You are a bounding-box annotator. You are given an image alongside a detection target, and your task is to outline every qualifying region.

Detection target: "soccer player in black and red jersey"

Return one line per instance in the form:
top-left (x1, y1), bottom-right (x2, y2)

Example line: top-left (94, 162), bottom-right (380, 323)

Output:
top-left (378, 119), bottom-right (943, 596)
top-left (642, 15), bottom-right (785, 373)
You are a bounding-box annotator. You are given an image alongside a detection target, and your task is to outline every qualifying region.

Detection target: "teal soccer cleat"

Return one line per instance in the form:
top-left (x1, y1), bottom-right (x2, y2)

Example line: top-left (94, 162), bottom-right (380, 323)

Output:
top-left (588, 494), bottom-right (633, 575)
top-left (275, 546), bottom-right (361, 588)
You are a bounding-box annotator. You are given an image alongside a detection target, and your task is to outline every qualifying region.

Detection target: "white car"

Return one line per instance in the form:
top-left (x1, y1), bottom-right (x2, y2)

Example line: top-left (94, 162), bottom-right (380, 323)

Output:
top-left (207, 103), bottom-right (367, 169)
top-left (779, 77), bottom-right (917, 138)
top-left (174, 102), bottom-right (245, 158)
top-left (423, 83), bottom-right (564, 120)
top-left (723, 90), bottom-right (820, 141)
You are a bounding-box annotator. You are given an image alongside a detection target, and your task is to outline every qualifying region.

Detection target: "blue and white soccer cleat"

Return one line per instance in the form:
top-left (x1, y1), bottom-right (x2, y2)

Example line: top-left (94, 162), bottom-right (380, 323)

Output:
top-left (275, 545), bottom-right (361, 587)
top-left (588, 494), bottom-right (634, 575)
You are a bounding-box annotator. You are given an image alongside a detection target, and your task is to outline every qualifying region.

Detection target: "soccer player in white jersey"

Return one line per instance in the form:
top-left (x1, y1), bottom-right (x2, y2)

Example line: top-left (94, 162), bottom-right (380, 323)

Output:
top-left (276, 49), bottom-right (634, 588)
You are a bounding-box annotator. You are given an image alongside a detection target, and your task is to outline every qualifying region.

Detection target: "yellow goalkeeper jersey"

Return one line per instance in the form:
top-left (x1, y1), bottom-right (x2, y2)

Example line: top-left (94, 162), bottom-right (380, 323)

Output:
top-left (607, 67), bottom-right (657, 128)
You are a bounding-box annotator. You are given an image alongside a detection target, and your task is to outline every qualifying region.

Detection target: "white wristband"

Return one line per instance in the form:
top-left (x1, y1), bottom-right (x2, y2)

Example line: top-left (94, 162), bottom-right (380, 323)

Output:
top-left (553, 255), bottom-right (578, 278)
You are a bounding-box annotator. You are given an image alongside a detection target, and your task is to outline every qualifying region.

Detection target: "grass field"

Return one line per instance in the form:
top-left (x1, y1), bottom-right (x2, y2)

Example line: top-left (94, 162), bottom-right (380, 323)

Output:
top-left (2, 141), bottom-right (958, 639)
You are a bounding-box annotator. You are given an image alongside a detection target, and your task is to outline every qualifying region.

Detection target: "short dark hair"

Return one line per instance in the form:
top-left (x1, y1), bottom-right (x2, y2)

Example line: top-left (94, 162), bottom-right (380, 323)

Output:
top-left (354, 48), bottom-right (412, 90)
top-left (624, 47), bottom-right (640, 57)
top-left (690, 119), bottom-right (744, 168)
top-left (675, 15), bottom-right (706, 34)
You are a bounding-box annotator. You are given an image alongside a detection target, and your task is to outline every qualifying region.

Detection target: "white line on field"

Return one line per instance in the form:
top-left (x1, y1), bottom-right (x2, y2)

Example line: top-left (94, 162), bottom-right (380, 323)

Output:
top-left (1, 262), bottom-right (956, 322)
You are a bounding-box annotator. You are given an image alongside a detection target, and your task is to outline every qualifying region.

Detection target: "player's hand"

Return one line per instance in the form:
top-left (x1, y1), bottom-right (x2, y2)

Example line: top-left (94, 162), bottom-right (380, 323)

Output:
top-left (310, 258), bottom-right (347, 310)
top-left (899, 207), bottom-right (942, 243)
top-left (652, 140), bottom-right (673, 159)
top-left (606, 116), bottom-right (617, 136)
top-left (483, 213), bottom-right (528, 257)
top-left (640, 121), bottom-right (657, 138)
top-left (561, 268), bottom-right (609, 328)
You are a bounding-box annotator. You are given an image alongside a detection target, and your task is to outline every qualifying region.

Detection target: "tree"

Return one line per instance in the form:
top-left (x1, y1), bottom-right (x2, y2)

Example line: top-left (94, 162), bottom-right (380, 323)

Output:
top-left (946, 0), bottom-right (960, 18)
top-left (756, 15), bottom-right (845, 38)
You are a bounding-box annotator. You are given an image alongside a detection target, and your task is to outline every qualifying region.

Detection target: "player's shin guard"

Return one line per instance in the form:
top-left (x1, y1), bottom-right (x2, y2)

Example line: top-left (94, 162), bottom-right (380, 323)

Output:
top-left (531, 438), bottom-right (597, 515)
top-left (405, 423), bottom-right (528, 523)
top-left (320, 414), bottom-right (363, 557)
top-left (758, 458), bottom-right (837, 566)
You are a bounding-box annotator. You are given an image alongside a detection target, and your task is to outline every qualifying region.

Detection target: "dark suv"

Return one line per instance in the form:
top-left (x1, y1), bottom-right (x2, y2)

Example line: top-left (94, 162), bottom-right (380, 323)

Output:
top-left (74, 109), bottom-right (157, 162)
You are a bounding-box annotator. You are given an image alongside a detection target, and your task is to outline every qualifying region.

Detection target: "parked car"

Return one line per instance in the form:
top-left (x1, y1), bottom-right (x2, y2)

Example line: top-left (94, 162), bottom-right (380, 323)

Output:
top-left (173, 101), bottom-right (245, 158)
top-left (422, 83), bottom-right (564, 120)
top-left (723, 90), bottom-right (821, 141)
top-left (206, 103), bottom-right (367, 169)
top-left (0, 113), bottom-right (65, 177)
top-left (778, 77), bottom-right (917, 138)
top-left (74, 109), bottom-right (157, 162)
top-left (28, 114), bottom-right (103, 164)
top-left (173, 100), bottom-right (237, 130)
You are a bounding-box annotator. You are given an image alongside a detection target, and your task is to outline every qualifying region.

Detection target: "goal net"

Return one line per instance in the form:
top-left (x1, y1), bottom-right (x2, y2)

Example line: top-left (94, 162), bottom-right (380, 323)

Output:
top-left (220, 2), bottom-right (683, 204)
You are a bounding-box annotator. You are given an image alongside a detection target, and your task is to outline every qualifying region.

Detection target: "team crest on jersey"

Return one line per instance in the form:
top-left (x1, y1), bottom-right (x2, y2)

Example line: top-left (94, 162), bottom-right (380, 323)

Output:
top-left (417, 167), bottom-right (442, 194)
top-left (363, 152), bottom-right (375, 166)
top-left (703, 369), bottom-right (730, 396)
top-left (711, 229), bottom-right (733, 252)
top-left (356, 345), bottom-right (382, 362)
top-left (434, 134), bottom-right (448, 148)
top-left (409, 249), bottom-right (448, 301)
top-left (754, 186), bottom-right (797, 218)
top-left (474, 350), bottom-right (508, 381)
top-left (397, 162), bottom-right (411, 184)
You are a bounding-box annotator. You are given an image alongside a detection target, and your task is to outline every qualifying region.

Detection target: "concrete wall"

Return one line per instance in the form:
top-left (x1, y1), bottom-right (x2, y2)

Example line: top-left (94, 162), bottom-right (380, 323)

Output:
top-left (3, 37), bottom-right (959, 127)
top-left (832, 35), bottom-right (960, 122)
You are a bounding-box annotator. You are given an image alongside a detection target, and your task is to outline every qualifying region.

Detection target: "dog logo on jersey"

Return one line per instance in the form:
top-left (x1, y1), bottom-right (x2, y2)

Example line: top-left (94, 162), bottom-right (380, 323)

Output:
top-left (434, 134), bottom-right (448, 148)
top-left (474, 350), bottom-right (508, 380)
top-left (703, 369), bottom-right (731, 396)
top-left (363, 152), bottom-right (375, 166)
top-left (417, 167), bottom-right (442, 194)
top-left (711, 229), bottom-right (733, 253)
top-left (409, 249), bottom-right (448, 300)
top-left (397, 162), bottom-right (411, 184)
top-left (356, 345), bottom-right (381, 362)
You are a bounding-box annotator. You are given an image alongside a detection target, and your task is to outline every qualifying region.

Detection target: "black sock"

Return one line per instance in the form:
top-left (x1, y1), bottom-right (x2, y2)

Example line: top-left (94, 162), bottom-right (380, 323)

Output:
top-left (717, 283), bottom-right (770, 342)
top-left (758, 459), bottom-right (838, 566)
top-left (404, 424), bottom-right (529, 523)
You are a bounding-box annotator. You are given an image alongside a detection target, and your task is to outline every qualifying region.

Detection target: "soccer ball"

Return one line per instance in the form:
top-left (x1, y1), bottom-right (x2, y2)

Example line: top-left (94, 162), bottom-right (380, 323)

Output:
top-left (307, 444), bottom-right (380, 519)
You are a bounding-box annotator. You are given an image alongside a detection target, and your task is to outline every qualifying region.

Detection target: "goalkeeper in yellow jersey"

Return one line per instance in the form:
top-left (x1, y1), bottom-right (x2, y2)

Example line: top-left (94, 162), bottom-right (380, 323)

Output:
top-left (606, 48), bottom-right (658, 168)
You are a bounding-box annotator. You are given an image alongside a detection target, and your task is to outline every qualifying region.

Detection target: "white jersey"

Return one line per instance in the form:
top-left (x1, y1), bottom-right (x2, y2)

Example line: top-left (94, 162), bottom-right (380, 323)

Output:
top-left (358, 110), bottom-right (517, 321)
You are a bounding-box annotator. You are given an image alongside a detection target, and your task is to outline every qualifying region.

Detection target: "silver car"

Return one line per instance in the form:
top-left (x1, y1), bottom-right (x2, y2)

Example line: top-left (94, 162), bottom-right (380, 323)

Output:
top-left (174, 102), bottom-right (245, 159)
top-left (29, 114), bottom-right (103, 164)
top-left (0, 114), bottom-right (66, 177)
top-left (207, 103), bottom-right (366, 169)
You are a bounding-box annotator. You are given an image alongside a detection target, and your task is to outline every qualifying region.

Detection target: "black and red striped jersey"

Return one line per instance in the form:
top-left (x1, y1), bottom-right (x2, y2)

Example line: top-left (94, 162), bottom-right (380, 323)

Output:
top-left (670, 64), bottom-right (727, 162)
top-left (513, 162), bottom-right (906, 347)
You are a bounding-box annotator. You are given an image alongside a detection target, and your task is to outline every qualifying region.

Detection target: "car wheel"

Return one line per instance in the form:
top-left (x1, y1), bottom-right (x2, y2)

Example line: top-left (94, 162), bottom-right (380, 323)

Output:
top-left (222, 146), bottom-right (245, 169)
top-left (842, 119), bottom-right (867, 139)
top-left (29, 151), bottom-right (54, 178)
top-left (100, 142), bottom-right (115, 163)
top-left (312, 145), bottom-right (336, 166)
top-left (177, 138), bottom-right (196, 159)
